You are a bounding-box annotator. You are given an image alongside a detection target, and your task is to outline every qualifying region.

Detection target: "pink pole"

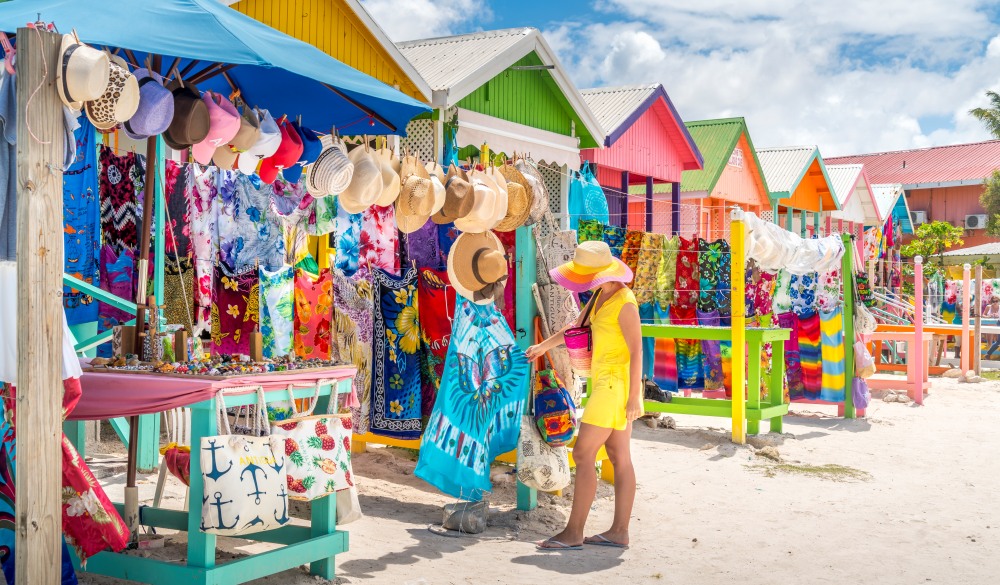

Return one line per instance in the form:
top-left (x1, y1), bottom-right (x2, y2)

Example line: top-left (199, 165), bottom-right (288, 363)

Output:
top-left (913, 256), bottom-right (924, 405)
top-left (962, 263), bottom-right (971, 373)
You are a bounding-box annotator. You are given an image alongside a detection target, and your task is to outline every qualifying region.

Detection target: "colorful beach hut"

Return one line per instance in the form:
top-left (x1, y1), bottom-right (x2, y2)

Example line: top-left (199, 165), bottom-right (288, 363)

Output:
top-left (824, 163), bottom-right (878, 258)
top-left (578, 84), bottom-right (703, 234)
top-left (757, 146), bottom-right (839, 236)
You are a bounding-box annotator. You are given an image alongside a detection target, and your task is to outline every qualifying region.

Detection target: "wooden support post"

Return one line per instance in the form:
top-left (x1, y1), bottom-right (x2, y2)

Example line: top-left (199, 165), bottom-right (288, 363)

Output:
top-left (14, 26), bottom-right (65, 585)
top-left (974, 264), bottom-right (983, 376)
top-left (913, 256), bottom-right (925, 405)
top-left (645, 175), bottom-right (654, 233)
top-left (671, 181), bottom-right (680, 236)
top-left (730, 208), bottom-right (747, 444)
top-left (962, 263), bottom-right (971, 373)
top-left (842, 234), bottom-right (857, 418)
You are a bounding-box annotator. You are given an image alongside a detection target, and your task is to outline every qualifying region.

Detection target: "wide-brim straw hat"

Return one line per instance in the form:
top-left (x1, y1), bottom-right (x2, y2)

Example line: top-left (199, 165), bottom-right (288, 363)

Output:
top-left (163, 79), bottom-right (210, 151)
top-left (494, 163), bottom-right (533, 232)
top-left (85, 55), bottom-right (139, 131)
top-left (374, 148), bottom-right (401, 206)
top-left (122, 68), bottom-right (174, 141)
top-left (56, 33), bottom-right (109, 110)
top-left (433, 164), bottom-right (474, 225)
top-left (340, 145), bottom-right (382, 214)
top-left (549, 240), bottom-right (633, 293)
top-left (516, 158), bottom-right (549, 225)
top-left (426, 162), bottom-right (446, 215)
top-left (447, 230), bottom-right (509, 305)
top-left (454, 170), bottom-right (499, 234)
top-left (304, 134), bottom-right (354, 198)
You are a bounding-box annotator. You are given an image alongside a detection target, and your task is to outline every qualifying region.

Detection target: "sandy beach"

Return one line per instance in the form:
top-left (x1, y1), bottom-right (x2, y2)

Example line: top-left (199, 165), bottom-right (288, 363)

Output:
top-left (77, 375), bottom-right (1000, 585)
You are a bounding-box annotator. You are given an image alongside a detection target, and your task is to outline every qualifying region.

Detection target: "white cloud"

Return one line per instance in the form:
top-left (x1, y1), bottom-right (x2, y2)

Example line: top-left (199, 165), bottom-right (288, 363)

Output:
top-left (359, 0), bottom-right (491, 42)
top-left (543, 0), bottom-right (1000, 155)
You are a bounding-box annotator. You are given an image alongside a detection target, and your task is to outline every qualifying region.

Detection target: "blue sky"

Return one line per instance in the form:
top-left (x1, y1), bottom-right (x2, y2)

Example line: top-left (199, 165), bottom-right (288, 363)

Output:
top-left (361, 0), bottom-right (1000, 156)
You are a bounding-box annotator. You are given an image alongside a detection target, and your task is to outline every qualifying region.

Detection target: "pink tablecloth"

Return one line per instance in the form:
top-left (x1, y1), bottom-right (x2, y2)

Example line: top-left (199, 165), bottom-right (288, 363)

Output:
top-left (70, 366), bottom-right (357, 421)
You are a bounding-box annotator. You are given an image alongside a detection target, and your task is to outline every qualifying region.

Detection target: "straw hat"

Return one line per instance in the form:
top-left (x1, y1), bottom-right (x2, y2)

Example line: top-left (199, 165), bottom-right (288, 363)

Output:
top-left (484, 167), bottom-right (509, 229)
top-left (373, 148), bottom-right (401, 207)
top-left (549, 240), bottom-right (633, 293)
top-left (191, 92), bottom-right (240, 165)
top-left (258, 117), bottom-right (304, 184)
top-left (425, 161), bottom-right (446, 215)
top-left (433, 164), bottom-right (474, 225)
top-left (84, 55), bottom-right (140, 131)
top-left (56, 33), bottom-right (109, 110)
top-left (340, 145), bottom-right (383, 213)
top-left (516, 158), bottom-right (549, 225)
top-left (237, 108), bottom-right (281, 175)
top-left (122, 68), bottom-right (174, 141)
top-left (304, 134), bottom-right (354, 198)
top-left (494, 163), bottom-right (533, 232)
top-left (396, 156), bottom-right (435, 233)
top-left (447, 230), bottom-right (509, 305)
top-left (212, 106), bottom-right (261, 171)
top-left (454, 170), bottom-right (499, 234)
top-left (163, 79), bottom-right (210, 151)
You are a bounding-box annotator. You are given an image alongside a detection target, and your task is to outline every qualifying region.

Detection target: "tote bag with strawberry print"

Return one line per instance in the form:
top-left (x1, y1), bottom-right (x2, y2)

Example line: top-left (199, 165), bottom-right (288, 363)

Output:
top-left (269, 382), bottom-right (354, 501)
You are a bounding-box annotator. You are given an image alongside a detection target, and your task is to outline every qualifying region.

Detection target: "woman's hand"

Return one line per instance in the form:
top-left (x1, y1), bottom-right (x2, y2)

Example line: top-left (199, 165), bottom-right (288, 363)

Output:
top-left (626, 393), bottom-right (643, 422)
top-left (524, 344), bottom-right (544, 361)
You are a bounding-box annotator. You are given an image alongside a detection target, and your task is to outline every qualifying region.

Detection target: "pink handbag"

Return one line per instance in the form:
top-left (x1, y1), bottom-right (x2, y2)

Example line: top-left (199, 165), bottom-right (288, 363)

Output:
top-left (563, 289), bottom-right (602, 378)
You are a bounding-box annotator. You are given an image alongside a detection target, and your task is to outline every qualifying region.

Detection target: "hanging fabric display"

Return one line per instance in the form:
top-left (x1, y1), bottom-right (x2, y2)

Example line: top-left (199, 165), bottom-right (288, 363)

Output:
top-left (652, 303), bottom-right (678, 392)
top-left (798, 310), bottom-right (822, 398)
top-left (415, 297), bottom-right (529, 500)
top-left (697, 238), bottom-right (724, 312)
top-left (437, 222), bottom-right (460, 262)
top-left (163, 159), bottom-right (191, 258)
top-left (820, 307), bottom-right (846, 402)
top-left (566, 165), bottom-right (609, 230)
top-left (495, 230), bottom-right (517, 332)
top-left (97, 245), bottom-right (135, 357)
top-left (98, 146), bottom-right (141, 254)
top-left (211, 265), bottom-right (259, 356)
top-left (601, 224), bottom-right (627, 258)
top-left (293, 268), bottom-right (334, 360)
top-left (634, 233), bottom-right (663, 305)
top-left (534, 212), bottom-right (577, 288)
top-left (370, 268), bottom-right (422, 440)
top-left (620, 230), bottom-right (643, 287)
top-left (307, 195), bottom-right (338, 236)
top-left (715, 240), bottom-right (732, 318)
top-left (776, 312), bottom-right (805, 398)
top-left (577, 218), bottom-right (603, 244)
top-left (772, 269), bottom-right (793, 314)
top-left (417, 267), bottom-right (456, 419)
top-left (817, 268), bottom-right (842, 312)
top-left (188, 165), bottom-right (218, 335)
top-left (655, 236), bottom-right (679, 308)
top-left (790, 272), bottom-right (818, 316)
top-left (270, 179), bottom-right (312, 269)
top-left (162, 257), bottom-right (194, 330)
top-left (216, 172), bottom-right (286, 275)
top-left (335, 204), bottom-right (362, 276)
top-left (675, 236), bottom-right (700, 311)
top-left (405, 220), bottom-right (443, 271)
top-left (63, 118), bottom-right (100, 326)
top-left (260, 266), bottom-right (295, 358)
top-left (333, 268), bottom-right (375, 434)
top-left (361, 205), bottom-right (400, 275)
top-left (697, 309), bottom-right (724, 391)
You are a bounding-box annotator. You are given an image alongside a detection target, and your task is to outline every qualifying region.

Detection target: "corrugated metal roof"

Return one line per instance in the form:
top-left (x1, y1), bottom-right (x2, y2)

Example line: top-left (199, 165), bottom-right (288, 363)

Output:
top-left (871, 183), bottom-right (903, 224)
top-left (826, 140), bottom-right (1000, 187)
top-left (942, 241), bottom-right (1000, 257)
top-left (680, 118), bottom-right (746, 193)
top-left (825, 164), bottom-right (864, 207)
top-left (580, 85), bottom-right (657, 137)
top-left (756, 146), bottom-right (818, 194)
top-left (397, 28), bottom-right (533, 92)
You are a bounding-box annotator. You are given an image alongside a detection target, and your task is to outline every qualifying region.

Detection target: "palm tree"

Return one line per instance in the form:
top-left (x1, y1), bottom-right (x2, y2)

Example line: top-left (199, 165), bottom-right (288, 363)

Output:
top-left (970, 91), bottom-right (1000, 139)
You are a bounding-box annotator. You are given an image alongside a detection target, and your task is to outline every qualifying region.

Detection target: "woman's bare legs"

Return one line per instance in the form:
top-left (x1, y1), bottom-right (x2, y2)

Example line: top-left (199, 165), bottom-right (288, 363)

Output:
top-left (586, 421), bottom-right (635, 546)
top-left (538, 422), bottom-right (612, 548)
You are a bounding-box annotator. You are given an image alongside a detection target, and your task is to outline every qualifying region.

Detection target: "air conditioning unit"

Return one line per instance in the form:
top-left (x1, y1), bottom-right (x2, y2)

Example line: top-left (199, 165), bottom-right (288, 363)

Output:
top-left (965, 214), bottom-right (988, 230)
top-left (911, 210), bottom-right (927, 226)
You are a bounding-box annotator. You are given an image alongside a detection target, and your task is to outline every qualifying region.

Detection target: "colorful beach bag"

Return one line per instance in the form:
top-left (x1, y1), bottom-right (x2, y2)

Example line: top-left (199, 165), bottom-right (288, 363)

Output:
top-left (852, 377), bottom-right (871, 410)
top-left (516, 415), bottom-right (571, 492)
top-left (563, 289), bottom-right (602, 378)
top-left (533, 364), bottom-right (576, 447)
top-left (269, 382), bottom-right (354, 502)
top-left (200, 387), bottom-right (290, 536)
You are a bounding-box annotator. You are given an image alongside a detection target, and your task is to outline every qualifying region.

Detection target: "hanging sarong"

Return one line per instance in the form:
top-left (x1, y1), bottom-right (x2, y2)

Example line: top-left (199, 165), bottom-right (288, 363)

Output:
top-left (293, 268), bottom-right (333, 360)
top-left (335, 203), bottom-right (362, 276)
top-left (496, 230), bottom-right (517, 332)
top-left (370, 268), bottom-right (422, 440)
top-left (415, 297), bottom-right (529, 500)
top-left (654, 236), bottom-right (679, 307)
top-left (671, 304), bottom-right (702, 390)
top-left (63, 118), bottom-right (101, 326)
top-left (675, 236), bottom-right (699, 311)
top-left (259, 266), bottom-right (294, 359)
top-left (211, 265), bottom-right (259, 356)
top-left (697, 238), bottom-right (725, 313)
top-left (361, 204), bottom-right (400, 276)
top-left (417, 267), bottom-right (456, 419)
top-left (188, 165), bottom-right (217, 335)
top-left (98, 146), bottom-right (141, 254)
top-left (620, 230), bottom-right (643, 287)
top-left (798, 310), bottom-right (822, 399)
top-left (577, 219), bottom-right (603, 243)
top-left (698, 309), bottom-right (724, 391)
top-left (334, 268), bottom-right (374, 434)
top-left (405, 220), bottom-right (443, 270)
top-left (216, 172), bottom-right (285, 275)
top-left (601, 224), bottom-right (627, 258)
top-left (790, 272), bottom-right (818, 317)
top-left (651, 303), bottom-right (678, 392)
top-left (633, 233), bottom-right (663, 305)
top-left (776, 312), bottom-right (804, 399)
top-left (820, 307), bottom-right (846, 402)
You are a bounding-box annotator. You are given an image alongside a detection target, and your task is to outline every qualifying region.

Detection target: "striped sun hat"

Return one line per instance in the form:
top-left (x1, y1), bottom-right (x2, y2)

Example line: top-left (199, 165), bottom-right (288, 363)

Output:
top-left (550, 240), bottom-right (633, 293)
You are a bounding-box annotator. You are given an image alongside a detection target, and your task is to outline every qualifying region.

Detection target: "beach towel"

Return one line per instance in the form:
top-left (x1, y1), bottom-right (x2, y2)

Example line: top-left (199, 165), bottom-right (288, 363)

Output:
top-left (671, 304), bottom-right (703, 390)
top-left (417, 267), bottom-right (456, 419)
top-left (820, 307), bottom-right (846, 402)
top-left (415, 297), bottom-right (529, 500)
top-left (361, 204), bottom-right (400, 276)
top-left (259, 266), bottom-right (295, 359)
top-left (293, 268), bottom-right (333, 360)
top-left (334, 268), bottom-right (374, 434)
top-left (211, 265), bottom-right (259, 356)
top-left (776, 312), bottom-right (805, 399)
top-left (652, 303), bottom-right (678, 393)
top-left (370, 268), bottom-right (422, 440)
top-left (698, 309), bottom-right (724, 391)
top-left (798, 310), bottom-right (822, 399)
top-left (188, 164), bottom-right (217, 334)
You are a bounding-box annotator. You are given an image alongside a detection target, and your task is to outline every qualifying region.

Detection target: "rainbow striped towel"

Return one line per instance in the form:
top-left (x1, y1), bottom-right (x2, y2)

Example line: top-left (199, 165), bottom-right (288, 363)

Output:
top-left (776, 312), bottom-right (804, 399)
top-left (820, 307), bottom-right (846, 402)
top-left (652, 303), bottom-right (678, 392)
top-left (798, 311), bottom-right (822, 399)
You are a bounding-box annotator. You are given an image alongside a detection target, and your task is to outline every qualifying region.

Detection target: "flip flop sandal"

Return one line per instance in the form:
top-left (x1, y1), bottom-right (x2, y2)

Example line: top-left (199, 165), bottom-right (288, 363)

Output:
top-left (536, 539), bottom-right (583, 551)
top-left (584, 534), bottom-right (629, 549)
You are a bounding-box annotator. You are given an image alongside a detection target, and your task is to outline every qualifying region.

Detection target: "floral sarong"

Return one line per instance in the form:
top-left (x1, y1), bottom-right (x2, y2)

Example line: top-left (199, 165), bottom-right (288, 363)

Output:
top-left (370, 268), bottom-right (422, 439)
top-left (211, 265), bottom-right (259, 355)
top-left (260, 266), bottom-right (294, 358)
top-left (293, 268), bottom-right (333, 360)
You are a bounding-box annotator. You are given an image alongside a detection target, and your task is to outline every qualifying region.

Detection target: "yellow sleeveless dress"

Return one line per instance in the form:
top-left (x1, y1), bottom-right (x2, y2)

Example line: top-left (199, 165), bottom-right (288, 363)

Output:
top-left (580, 287), bottom-right (642, 431)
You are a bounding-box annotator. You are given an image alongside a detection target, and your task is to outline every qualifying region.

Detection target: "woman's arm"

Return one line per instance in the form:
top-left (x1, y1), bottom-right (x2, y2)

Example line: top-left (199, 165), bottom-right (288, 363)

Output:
top-left (619, 302), bottom-right (644, 422)
top-left (524, 323), bottom-right (571, 361)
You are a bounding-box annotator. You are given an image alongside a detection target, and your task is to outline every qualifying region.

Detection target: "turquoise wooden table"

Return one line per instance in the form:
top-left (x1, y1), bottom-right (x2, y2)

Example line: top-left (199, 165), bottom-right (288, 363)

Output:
top-left (76, 371), bottom-right (355, 585)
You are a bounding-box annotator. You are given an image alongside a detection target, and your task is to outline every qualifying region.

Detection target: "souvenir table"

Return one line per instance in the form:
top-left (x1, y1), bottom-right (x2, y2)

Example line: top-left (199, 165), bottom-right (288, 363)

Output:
top-left (67, 366), bottom-right (356, 585)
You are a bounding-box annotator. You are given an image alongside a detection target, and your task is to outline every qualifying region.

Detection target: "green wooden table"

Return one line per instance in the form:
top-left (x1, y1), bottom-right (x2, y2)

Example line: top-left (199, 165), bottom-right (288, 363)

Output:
top-left (76, 375), bottom-right (353, 585)
top-left (640, 324), bottom-right (791, 435)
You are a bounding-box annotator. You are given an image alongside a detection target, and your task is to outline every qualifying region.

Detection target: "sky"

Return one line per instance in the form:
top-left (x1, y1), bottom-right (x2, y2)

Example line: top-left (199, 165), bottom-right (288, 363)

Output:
top-left (359, 0), bottom-right (1000, 157)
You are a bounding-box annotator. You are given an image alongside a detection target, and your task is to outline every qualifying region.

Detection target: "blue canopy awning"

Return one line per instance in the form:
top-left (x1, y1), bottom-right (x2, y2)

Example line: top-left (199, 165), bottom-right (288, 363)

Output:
top-left (0, 0), bottom-right (430, 134)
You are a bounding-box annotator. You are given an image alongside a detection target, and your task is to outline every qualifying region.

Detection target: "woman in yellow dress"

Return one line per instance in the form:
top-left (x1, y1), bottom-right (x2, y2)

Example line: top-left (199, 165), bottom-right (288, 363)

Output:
top-left (526, 240), bottom-right (643, 550)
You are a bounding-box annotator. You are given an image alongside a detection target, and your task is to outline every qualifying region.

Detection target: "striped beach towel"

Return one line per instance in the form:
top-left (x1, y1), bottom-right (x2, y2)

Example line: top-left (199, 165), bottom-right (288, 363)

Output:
top-left (671, 304), bottom-right (703, 390)
top-left (697, 309), bottom-right (724, 391)
top-left (776, 312), bottom-right (804, 399)
top-left (652, 303), bottom-right (678, 392)
top-left (798, 310), bottom-right (822, 399)
top-left (820, 307), bottom-right (846, 402)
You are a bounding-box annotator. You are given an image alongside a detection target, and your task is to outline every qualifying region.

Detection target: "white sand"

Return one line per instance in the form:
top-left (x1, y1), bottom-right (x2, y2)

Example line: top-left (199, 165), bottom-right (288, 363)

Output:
top-left (78, 376), bottom-right (1000, 585)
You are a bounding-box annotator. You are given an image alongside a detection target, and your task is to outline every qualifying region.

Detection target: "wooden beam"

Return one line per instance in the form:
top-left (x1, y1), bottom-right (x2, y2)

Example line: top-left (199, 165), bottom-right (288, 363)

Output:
top-left (15, 26), bottom-right (64, 584)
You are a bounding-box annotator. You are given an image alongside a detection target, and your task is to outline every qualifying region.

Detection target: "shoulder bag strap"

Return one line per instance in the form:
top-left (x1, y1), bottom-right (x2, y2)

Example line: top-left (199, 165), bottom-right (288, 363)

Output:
top-left (576, 288), bottom-right (603, 328)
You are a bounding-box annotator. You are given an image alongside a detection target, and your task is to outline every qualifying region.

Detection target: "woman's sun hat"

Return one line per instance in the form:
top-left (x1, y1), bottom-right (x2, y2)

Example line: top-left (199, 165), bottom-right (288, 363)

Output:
top-left (396, 156), bottom-right (435, 233)
top-left (454, 169), bottom-right (499, 234)
top-left (191, 91), bottom-right (240, 165)
top-left (433, 164), bottom-right (474, 225)
top-left (122, 68), bottom-right (174, 141)
top-left (495, 163), bottom-right (533, 232)
top-left (550, 240), bottom-right (633, 293)
top-left (303, 134), bottom-right (354, 198)
top-left (56, 33), bottom-right (110, 110)
top-left (340, 145), bottom-right (382, 213)
top-left (373, 147), bottom-right (401, 207)
top-left (425, 161), bottom-right (447, 215)
top-left (516, 158), bottom-right (549, 226)
top-left (163, 79), bottom-right (210, 151)
top-left (447, 230), bottom-right (509, 305)
top-left (84, 55), bottom-right (140, 131)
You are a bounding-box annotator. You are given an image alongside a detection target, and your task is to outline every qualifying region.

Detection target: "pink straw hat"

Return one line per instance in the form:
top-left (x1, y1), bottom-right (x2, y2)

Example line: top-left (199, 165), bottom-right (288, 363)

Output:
top-left (549, 240), bottom-right (632, 293)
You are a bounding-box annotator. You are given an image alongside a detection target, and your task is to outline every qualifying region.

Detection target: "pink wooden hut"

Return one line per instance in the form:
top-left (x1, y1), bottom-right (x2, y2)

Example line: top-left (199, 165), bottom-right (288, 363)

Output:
top-left (580, 84), bottom-right (703, 233)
